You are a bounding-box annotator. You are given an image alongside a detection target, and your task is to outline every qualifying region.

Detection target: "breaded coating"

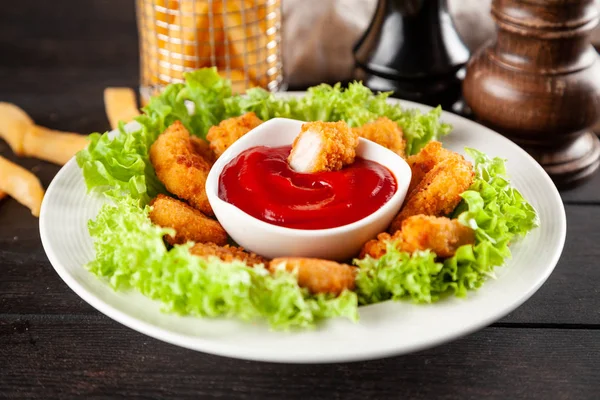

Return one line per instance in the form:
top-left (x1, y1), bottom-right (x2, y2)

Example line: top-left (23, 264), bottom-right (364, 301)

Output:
top-left (149, 194), bottom-right (227, 246)
top-left (206, 112), bottom-right (263, 157)
top-left (190, 242), bottom-right (267, 267)
top-left (190, 136), bottom-right (216, 164)
top-left (269, 257), bottom-right (357, 295)
top-left (400, 215), bottom-right (475, 257)
top-left (360, 231), bottom-right (394, 260)
top-left (352, 117), bottom-right (406, 157)
top-left (361, 216), bottom-right (474, 259)
top-left (407, 141), bottom-right (458, 194)
top-left (389, 157), bottom-right (474, 234)
top-left (288, 121), bottom-right (359, 173)
top-left (149, 121), bottom-right (213, 216)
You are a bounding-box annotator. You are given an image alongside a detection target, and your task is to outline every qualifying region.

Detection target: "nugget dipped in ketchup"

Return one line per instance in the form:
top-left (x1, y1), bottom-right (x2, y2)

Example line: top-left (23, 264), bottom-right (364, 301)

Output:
top-left (288, 121), bottom-right (359, 173)
top-left (218, 121), bottom-right (398, 230)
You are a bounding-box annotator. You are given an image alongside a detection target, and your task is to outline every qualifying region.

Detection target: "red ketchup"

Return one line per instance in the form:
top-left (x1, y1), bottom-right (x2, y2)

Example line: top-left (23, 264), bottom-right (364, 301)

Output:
top-left (218, 145), bottom-right (397, 230)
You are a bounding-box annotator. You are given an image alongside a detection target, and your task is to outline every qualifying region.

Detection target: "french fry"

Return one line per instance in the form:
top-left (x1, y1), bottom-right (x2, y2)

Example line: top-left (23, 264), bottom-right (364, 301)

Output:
top-left (0, 156), bottom-right (44, 217)
top-left (0, 102), bottom-right (87, 165)
top-left (138, 0), bottom-right (280, 91)
top-left (0, 102), bottom-right (34, 155)
top-left (222, 0), bottom-right (278, 86)
top-left (218, 69), bottom-right (255, 94)
top-left (104, 87), bottom-right (141, 130)
top-left (160, 0), bottom-right (223, 81)
top-left (22, 125), bottom-right (88, 165)
top-left (139, 0), bottom-right (179, 84)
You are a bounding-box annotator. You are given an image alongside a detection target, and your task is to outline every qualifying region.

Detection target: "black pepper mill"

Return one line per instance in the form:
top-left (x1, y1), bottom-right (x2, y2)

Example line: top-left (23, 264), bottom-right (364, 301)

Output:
top-left (353, 0), bottom-right (470, 110)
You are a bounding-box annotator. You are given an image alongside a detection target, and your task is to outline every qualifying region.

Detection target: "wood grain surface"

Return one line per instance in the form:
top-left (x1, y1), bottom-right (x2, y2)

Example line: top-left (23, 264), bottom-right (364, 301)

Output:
top-left (463, 0), bottom-right (600, 186)
top-left (1, 318), bottom-right (599, 399)
top-left (1, 0), bottom-right (599, 398)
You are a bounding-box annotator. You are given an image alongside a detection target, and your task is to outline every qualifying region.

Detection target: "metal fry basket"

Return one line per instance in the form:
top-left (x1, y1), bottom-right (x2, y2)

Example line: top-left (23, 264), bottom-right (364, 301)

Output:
top-left (136, 0), bottom-right (283, 102)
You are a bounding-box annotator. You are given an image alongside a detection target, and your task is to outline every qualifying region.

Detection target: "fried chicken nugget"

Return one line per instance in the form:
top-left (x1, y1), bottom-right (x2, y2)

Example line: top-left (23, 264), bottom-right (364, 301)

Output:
top-left (206, 112), bottom-right (263, 157)
top-left (389, 157), bottom-right (474, 234)
top-left (190, 136), bottom-right (216, 164)
top-left (361, 216), bottom-right (475, 259)
top-left (149, 194), bottom-right (227, 246)
top-left (150, 121), bottom-right (213, 216)
top-left (360, 231), bottom-right (394, 260)
top-left (401, 215), bottom-right (475, 257)
top-left (352, 117), bottom-right (406, 157)
top-left (190, 242), bottom-right (267, 267)
top-left (288, 121), bottom-right (359, 173)
top-left (269, 257), bottom-right (357, 295)
top-left (407, 141), bottom-right (458, 194)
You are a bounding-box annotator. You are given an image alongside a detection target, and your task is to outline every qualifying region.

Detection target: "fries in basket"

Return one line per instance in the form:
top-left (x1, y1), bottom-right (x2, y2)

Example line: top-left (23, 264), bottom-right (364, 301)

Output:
top-left (137, 0), bottom-right (282, 96)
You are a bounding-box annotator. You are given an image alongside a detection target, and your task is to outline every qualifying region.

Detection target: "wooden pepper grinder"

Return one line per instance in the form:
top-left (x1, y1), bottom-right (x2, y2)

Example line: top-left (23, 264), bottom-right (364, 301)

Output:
top-left (353, 0), bottom-right (470, 110)
top-left (463, 0), bottom-right (600, 187)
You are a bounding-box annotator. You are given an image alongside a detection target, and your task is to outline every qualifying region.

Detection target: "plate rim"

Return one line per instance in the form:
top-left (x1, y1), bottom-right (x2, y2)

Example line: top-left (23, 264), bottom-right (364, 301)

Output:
top-left (39, 96), bottom-right (567, 364)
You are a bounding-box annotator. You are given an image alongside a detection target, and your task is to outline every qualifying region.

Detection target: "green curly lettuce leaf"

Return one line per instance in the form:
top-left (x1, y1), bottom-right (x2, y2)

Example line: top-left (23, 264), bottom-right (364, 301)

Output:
top-left (87, 196), bottom-right (358, 330)
top-left (225, 82), bottom-right (451, 155)
top-left (355, 148), bottom-right (539, 304)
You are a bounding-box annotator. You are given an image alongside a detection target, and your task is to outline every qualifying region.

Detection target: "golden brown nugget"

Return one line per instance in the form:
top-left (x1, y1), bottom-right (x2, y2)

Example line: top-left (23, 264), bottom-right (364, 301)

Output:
top-left (190, 136), bottom-right (216, 164)
top-left (361, 216), bottom-right (475, 259)
top-left (288, 121), bottom-right (359, 173)
top-left (269, 257), bottom-right (357, 295)
top-left (190, 242), bottom-right (267, 267)
top-left (206, 112), bottom-right (263, 157)
top-left (400, 215), bottom-right (475, 258)
top-left (352, 117), bottom-right (406, 157)
top-left (150, 121), bottom-right (213, 216)
top-left (0, 156), bottom-right (44, 217)
top-left (389, 157), bottom-right (474, 234)
top-left (359, 231), bottom-right (394, 260)
top-left (149, 194), bottom-right (227, 246)
top-left (407, 141), bottom-right (458, 194)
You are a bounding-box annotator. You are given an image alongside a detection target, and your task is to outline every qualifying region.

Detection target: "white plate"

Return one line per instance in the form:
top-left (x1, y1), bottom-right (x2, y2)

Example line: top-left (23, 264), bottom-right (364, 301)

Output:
top-left (39, 97), bottom-right (566, 364)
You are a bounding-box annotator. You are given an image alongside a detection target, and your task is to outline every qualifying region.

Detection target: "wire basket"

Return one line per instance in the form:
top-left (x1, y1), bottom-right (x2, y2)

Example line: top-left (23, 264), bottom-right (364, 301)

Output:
top-left (136, 0), bottom-right (283, 103)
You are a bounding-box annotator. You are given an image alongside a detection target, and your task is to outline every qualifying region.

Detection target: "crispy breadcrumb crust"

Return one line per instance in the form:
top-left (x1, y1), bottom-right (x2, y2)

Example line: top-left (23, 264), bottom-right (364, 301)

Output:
top-left (149, 121), bottom-right (213, 215)
top-left (288, 120), bottom-right (359, 173)
top-left (407, 141), bottom-right (458, 194)
top-left (206, 112), bottom-right (263, 157)
top-left (269, 257), bottom-right (357, 295)
top-left (190, 136), bottom-right (216, 164)
top-left (389, 157), bottom-right (474, 233)
top-left (352, 117), bottom-right (406, 157)
top-left (189, 242), bottom-right (267, 267)
top-left (361, 215), bottom-right (475, 259)
top-left (149, 194), bottom-right (227, 246)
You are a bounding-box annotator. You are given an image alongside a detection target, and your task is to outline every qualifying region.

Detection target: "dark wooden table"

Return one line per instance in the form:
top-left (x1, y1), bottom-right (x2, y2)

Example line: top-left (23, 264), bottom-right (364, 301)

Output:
top-left (1, 1), bottom-right (599, 398)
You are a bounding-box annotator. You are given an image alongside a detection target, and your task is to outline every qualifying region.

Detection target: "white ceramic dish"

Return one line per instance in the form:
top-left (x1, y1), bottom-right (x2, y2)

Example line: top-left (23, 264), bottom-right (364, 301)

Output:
top-left (39, 97), bottom-right (566, 364)
top-left (206, 118), bottom-right (411, 260)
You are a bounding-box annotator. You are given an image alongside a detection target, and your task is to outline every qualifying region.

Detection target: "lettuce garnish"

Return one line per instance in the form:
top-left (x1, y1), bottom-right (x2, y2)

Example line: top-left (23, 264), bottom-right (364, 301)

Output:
top-left (355, 149), bottom-right (539, 304)
top-left (76, 68), bottom-right (538, 329)
top-left (88, 196), bottom-right (358, 329)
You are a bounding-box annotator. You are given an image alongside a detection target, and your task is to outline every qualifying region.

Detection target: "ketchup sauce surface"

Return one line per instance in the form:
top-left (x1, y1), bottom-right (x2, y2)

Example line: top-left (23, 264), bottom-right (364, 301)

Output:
top-left (218, 145), bottom-right (397, 230)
